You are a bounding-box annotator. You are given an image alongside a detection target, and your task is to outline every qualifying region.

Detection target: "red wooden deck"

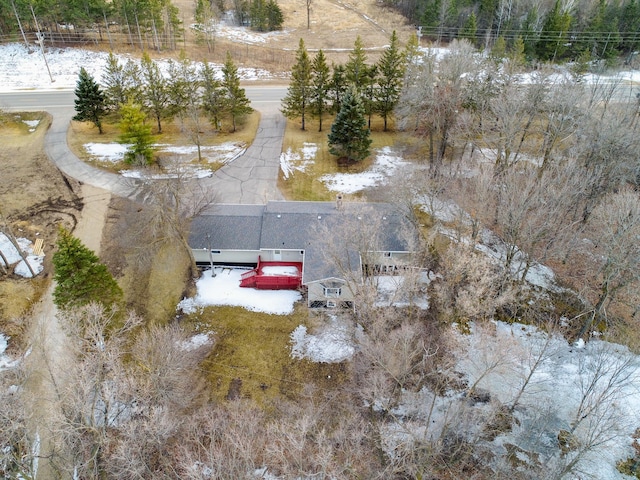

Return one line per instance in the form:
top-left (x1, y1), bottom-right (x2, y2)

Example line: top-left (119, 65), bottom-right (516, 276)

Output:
top-left (239, 256), bottom-right (303, 290)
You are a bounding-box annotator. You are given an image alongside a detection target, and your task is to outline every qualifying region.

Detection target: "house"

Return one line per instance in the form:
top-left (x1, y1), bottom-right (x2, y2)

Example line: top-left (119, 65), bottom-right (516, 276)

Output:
top-left (188, 200), bottom-right (416, 308)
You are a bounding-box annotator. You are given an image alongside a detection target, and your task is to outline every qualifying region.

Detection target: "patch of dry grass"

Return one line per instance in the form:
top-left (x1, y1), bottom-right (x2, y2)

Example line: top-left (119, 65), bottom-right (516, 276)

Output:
top-left (181, 303), bottom-right (350, 404)
top-left (68, 111), bottom-right (260, 172)
top-left (278, 114), bottom-right (399, 201)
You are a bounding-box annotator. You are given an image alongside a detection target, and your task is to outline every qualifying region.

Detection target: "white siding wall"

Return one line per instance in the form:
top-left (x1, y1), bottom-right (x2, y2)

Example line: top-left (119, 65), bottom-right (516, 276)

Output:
top-left (193, 249), bottom-right (261, 265)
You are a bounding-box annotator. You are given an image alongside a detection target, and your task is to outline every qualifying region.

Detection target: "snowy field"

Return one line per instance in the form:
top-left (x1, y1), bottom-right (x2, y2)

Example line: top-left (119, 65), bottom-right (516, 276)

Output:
top-left (0, 42), bottom-right (275, 92)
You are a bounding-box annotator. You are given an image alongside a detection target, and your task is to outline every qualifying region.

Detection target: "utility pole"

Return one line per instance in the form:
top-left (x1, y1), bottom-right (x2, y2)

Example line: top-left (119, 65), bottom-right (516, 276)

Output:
top-left (11, 0), bottom-right (29, 49)
top-left (30, 5), bottom-right (54, 84)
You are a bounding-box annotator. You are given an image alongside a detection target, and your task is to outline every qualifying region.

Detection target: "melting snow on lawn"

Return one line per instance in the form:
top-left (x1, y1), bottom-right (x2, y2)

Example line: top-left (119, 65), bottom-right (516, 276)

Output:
top-left (22, 119), bottom-right (40, 132)
top-left (178, 267), bottom-right (301, 315)
top-left (180, 333), bottom-right (213, 351)
top-left (0, 233), bottom-right (44, 278)
top-left (290, 315), bottom-right (357, 363)
top-left (320, 146), bottom-right (408, 194)
top-left (279, 143), bottom-right (317, 179)
top-left (83, 142), bottom-right (246, 179)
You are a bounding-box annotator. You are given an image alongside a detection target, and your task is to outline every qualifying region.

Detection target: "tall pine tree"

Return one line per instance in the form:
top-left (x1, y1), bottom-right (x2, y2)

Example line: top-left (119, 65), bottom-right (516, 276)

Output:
top-left (345, 36), bottom-right (369, 92)
top-left (281, 39), bottom-right (312, 130)
top-left (328, 87), bottom-right (372, 164)
top-left (376, 30), bottom-right (405, 132)
top-left (536, 0), bottom-right (572, 61)
top-left (310, 49), bottom-right (330, 132)
top-left (201, 61), bottom-right (226, 129)
top-left (53, 227), bottom-right (123, 310)
top-left (141, 52), bottom-right (171, 133)
top-left (222, 52), bottom-right (252, 132)
top-left (73, 67), bottom-right (107, 134)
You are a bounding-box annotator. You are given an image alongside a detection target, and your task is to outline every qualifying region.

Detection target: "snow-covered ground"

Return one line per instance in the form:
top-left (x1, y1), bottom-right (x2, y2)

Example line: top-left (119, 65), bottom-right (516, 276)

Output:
top-left (0, 233), bottom-right (44, 278)
top-left (0, 42), bottom-right (275, 92)
top-left (290, 314), bottom-right (357, 363)
top-left (0, 333), bottom-right (19, 370)
top-left (178, 267), bottom-right (302, 315)
top-left (84, 141), bottom-right (247, 179)
top-left (383, 321), bottom-right (640, 479)
top-left (280, 144), bottom-right (408, 194)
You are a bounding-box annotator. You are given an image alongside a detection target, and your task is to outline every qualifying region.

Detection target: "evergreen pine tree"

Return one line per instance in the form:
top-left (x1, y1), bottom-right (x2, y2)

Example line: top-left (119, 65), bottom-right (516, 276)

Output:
top-left (250, 0), bottom-right (267, 31)
top-left (201, 61), bottom-right (226, 129)
top-left (141, 52), bottom-right (171, 133)
top-left (73, 67), bottom-right (107, 134)
top-left (520, 8), bottom-right (539, 60)
top-left (222, 52), bottom-right (252, 132)
top-left (619, 0), bottom-right (640, 56)
top-left (491, 35), bottom-right (507, 60)
top-left (583, 0), bottom-right (621, 60)
top-left (167, 53), bottom-right (200, 119)
top-left (345, 36), bottom-right (369, 92)
top-left (536, 0), bottom-right (572, 61)
top-left (53, 227), bottom-right (123, 310)
top-left (281, 38), bottom-right (312, 130)
top-left (460, 12), bottom-right (478, 44)
top-left (509, 35), bottom-right (526, 65)
top-left (102, 52), bottom-right (127, 111)
top-left (266, 0), bottom-right (283, 30)
top-left (330, 63), bottom-right (348, 113)
top-left (404, 32), bottom-right (420, 66)
top-left (119, 100), bottom-right (155, 166)
top-left (376, 30), bottom-right (406, 132)
top-left (328, 87), bottom-right (372, 164)
top-left (310, 49), bottom-right (330, 132)
top-left (421, 0), bottom-right (442, 30)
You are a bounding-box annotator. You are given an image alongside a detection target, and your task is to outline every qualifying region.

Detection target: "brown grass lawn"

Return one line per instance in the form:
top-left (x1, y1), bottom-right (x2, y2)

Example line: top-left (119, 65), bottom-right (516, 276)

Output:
top-left (68, 110), bottom-right (260, 173)
top-left (278, 114), bottom-right (400, 201)
top-left (181, 303), bottom-right (350, 404)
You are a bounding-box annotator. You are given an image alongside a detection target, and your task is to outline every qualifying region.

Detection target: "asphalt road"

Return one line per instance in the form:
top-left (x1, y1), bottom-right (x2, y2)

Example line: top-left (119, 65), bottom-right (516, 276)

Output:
top-left (0, 86), bottom-right (288, 204)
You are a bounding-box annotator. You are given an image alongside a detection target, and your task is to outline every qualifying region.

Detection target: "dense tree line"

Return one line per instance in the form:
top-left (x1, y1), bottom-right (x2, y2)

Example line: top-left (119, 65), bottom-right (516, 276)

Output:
top-left (395, 39), bottom-right (640, 339)
top-left (0, 0), bottom-right (183, 50)
top-left (281, 33), bottom-right (409, 162)
top-left (74, 51), bottom-right (252, 163)
top-left (388, 0), bottom-right (640, 62)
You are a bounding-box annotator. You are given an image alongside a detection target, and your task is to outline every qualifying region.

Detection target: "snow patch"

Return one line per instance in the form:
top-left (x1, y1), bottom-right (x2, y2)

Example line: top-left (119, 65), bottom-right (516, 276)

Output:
top-left (320, 146), bottom-right (408, 194)
top-left (290, 315), bottom-right (355, 363)
top-left (178, 267), bottom-right (301, 315)
top-left (279, 143), bottom-right (317, 179)
top-left (0, 233), bottom-right (45, 278)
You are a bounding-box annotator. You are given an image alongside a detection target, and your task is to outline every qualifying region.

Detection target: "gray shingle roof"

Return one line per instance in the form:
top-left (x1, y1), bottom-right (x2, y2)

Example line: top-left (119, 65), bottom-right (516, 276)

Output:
top-left (189, 201), bottom-right (415, 282)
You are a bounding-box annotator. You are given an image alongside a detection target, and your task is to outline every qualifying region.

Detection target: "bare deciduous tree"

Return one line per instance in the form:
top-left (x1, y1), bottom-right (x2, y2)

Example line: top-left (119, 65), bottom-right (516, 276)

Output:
top-left (434, 242), bottom-right (516, 323)
top-left (577, 189), bottom-right (640, 340)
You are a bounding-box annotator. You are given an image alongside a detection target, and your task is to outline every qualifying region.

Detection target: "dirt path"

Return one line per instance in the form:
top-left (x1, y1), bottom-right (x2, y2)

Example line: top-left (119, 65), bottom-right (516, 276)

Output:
top-left (24, 184), bottom-right (111, 479)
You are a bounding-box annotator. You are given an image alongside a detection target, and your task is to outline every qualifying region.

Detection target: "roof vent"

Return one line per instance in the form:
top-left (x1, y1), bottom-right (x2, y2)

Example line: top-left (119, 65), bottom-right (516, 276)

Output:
top-left (277, 214), bottom-right (281, 218)
top-left (317, 215), bottom-right (322, 219)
